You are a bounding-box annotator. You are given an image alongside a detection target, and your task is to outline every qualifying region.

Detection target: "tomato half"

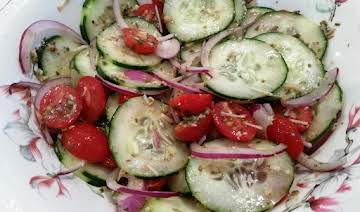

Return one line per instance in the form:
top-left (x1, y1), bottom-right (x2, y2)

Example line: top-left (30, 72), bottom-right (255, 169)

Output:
top-left (118, 92), bottom-right (141, 104)
top-left (102, 155), bottom-right (117, 169)
top-left (39, 85), bottom-right (82, 129)
top-left (273, 104), bottom-right (314, 133)
top-left (62, 123), bottom-right (110, 163)
top-left (267, 115), bottom-right (304, 159)
top-left (212, 102), bottom-right (257, 142)
top-left (144, 178), bottom-right (167, 191)
top-left (169, 93), bottom-right (212, 115)
top-left (122, 28), bottom-right (159, 55)
top-left (76, 76), bottom-right (106, 123)
top-left (133, 4), bottom-right (157, 22)
top-left (174, 112), bottom-right (213, 142)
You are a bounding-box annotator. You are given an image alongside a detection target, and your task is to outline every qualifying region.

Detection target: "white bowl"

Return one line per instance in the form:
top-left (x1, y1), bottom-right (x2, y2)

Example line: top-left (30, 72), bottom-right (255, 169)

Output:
top-left (0, 0), bottom-right (359, 211)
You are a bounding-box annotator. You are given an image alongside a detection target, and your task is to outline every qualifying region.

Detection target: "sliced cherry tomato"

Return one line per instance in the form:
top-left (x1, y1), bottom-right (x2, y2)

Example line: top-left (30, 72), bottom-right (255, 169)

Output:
top-left (62, 123), bottom-right (110, 163)
top-left (212, 102), bottom-right (257, 142)
top-left (102, 155), bottom-right (117, 169)
top-left (133, 4), bottom-right (157, 22)
top-left (174, 112), bottom-right (213, 142)
top-left (39, 85), bottom-right (82, 129)
top-left (267, 115), bottom-right (304, 160)
top-left (144, 178), bottom-right (167, 191)
top-left (122, 28), bottom-right (159, 55)
top-left (169, 93), bottom-right (212, 115)
top-left (76, 76), bottom-right (106, 123)
top-left (273, 104), bottom-right (314, 133)
top-left (118, 92), bottom-right (141, 104)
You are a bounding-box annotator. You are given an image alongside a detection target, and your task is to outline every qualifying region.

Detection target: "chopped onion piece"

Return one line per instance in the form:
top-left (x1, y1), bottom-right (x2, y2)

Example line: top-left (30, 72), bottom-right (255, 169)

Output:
top-left (155, 39), bottom-right (180, 59)
top-left (152, 72), bottom-right (202, 93)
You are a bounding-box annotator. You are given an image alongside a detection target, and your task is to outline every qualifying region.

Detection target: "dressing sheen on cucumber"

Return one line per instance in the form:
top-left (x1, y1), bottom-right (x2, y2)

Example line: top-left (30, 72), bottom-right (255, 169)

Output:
top-left (186, 139), bottom-right (294, 212)
top-left (109, 97), bottom-right (190, 177)
top-left (205, 39), bottom-right (288, 100)
top-left (140, 197), bottom-right (209, 212)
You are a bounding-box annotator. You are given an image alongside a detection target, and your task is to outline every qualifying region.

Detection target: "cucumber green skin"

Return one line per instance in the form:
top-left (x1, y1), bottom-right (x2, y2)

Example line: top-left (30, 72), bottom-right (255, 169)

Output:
top-left (304, 84), bottom-right (343, 154)
top-left (54, 140), bottom-right (109, 187)
top-left (246, 11), bottom-right (328, 59)
top-left (37, 35), bottom-right (61, 72)
top-left (80, 0), bottom-right (93, 43)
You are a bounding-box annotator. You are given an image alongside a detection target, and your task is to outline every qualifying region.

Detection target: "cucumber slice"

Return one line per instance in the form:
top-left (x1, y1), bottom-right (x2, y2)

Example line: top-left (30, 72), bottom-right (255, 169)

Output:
top-left (242, 7), bottom-right (274, 27)
top-left (73, 48), bottom-right (97, 77)
top-left (186, 139), bottom-right (294, 212)
top-left (168, 169), bottom-right (190, 194)
top-left (37, 36), bottom-right (83, 81)
top-left (164, 0), bottom-right (235, 42)
top-left (234, 0), bottom-right (247, 24)
top-left (80, 0), bottom-right (138, 42)
top-left (140, 197), bottom-right (209, 212)
top-left (109, 97), bottom-right (190, 177)
top-left (54, 139), bottom-right (112, 187)
top-left (304, 84), bottom-right (343, 153)
top-left (97, 58), bottom-right (175, 91)
top-left (205, 39), bottom-right (288, 100)
top-left (97, 17), bottom-right (162, 70)
top-left (255, 32), bottom-right (325, 100)
top-left (245, 11), bottom-right (327, 59)
top-left (180, 42), bottom-right (202, 66)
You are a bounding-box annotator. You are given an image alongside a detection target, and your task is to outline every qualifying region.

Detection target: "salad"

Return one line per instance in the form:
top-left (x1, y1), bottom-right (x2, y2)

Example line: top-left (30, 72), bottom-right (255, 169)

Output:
top-left (8, 0), bottom-right (348, 211)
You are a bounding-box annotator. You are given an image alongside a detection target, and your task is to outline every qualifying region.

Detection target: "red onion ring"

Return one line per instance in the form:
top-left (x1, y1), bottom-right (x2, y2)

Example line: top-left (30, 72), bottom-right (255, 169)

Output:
top-left (106, 170), bottom-right (178, 198)
top-left (282, 68), bottom-right (339, 108)
top-left (296, 152), bottom-right (346, 172)
top-left (155, 39), bottom-right (180, 59)
top-left (9, 81), bottom-right (42, 94)
top-left (154, 4), bottom-right (163, 33)
top-left (19, 20), bottom-right (85, 74)
top-left (190, 142), bottom-right (287, 159)
top-left (152, 72), bottom-right (202, 93)
top-left (34, 77), bottom-right (71, 109)
top-left (96, 75), bottom-right (166, 95)
top-left (113, 0), bottom-right (128, 29)
top-left (124, 70), bottom-right (156, 82)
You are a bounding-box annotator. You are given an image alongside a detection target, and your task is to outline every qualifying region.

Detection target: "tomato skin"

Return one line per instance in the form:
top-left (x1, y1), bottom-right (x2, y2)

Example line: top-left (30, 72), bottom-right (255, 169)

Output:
top-left (174, 112), bottom-right (213, 142)
top-left (212, 102), bottom-right (257, 142)
top-left (39, 85), bottom-right (82, 129)
top-left (267, 115), bottom-right (304, 160)
top-left (144, 178), bottom-right (167, 191)
top-left (62, 123), bottom-right (110, 163)
top-left (118, 93), bottom-right (141, 104)
top-left (133, 4), bottom-right (156, 22)
top-left (122, 28), bottom-right (159, 55)
top-left (102, 155), bottom-right (117, 169)
top-left (169, 93), bottom-right (212, 115)
top-left (273, 104), bottom-right (314, 133)
top-left (76, 77), bottom-right (106, 123)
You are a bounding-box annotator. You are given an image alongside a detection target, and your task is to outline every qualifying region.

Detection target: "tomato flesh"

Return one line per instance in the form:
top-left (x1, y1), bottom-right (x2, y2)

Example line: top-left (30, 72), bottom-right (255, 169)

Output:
top-left (174, 112), bottom-right (213, 142)
top-left (169, 93), bottom-right (212, 115)
top-left (62, 123), bottom-right (110, 163)
top-left (212, 102), bottom-right (257, 142)
top-left (77, 77), bottom-right (106, 123)
top-left (118, 92), bottom-right (141, 104)
top-left (273, 104), bottom-right (314, 133)
top-left (102, 155), bottom-right (117, 169)
top-left (267, 115), bottom-right (304, 159)
top-left (39, 85), bottom-right (82, 129)
top-left (144, 178), bottom-right (167, 191)
top-left (133, 0), bottom-right (164, 27)
top-left (122, 28), bottom-right (159, 55)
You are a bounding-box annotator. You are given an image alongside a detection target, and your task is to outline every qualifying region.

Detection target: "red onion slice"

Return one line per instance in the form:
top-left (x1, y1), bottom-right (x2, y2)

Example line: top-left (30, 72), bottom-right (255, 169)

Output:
top-left (19, 20), bottom-right (85, 74)
top-left (106, 170), bottom-right (178, 198)
top-left (113, 0), bottom-right (128, 29)
top-left (190, 142), bottom-right (287, 159)
top-left (282, 68), bottom-right (339, 108)
top-left (252, 104), bottom-right (274, 133)
top-left (296, 152), bottom-right (346, 172)
top-left (124, 70), bottom-right (156, 82)
top-left (96, 75), bottom-right (166, 96)
top-left (158, 34), bottom-right (175, 42)
top-left (34, 77), bottom-right (71, 109)
top-left (152, 72), bottom-right (202, 93)
top-left (9, 81), bottom-right (42, 93)
top-left (155, 39), bottom-right (180, 59)
top-left (154, 4), bottom-right (163, 33)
